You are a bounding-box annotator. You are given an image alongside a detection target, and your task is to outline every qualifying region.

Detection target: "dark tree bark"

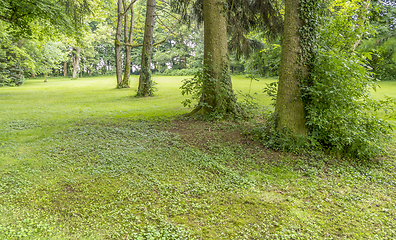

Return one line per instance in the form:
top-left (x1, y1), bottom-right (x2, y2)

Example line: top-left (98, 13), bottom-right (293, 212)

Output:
top-left (275, 0), bottom-right (307, 135)
top-left (137, 0), bottom-right (156, 97)
top-left (188, 0), bottom-right (238, 116)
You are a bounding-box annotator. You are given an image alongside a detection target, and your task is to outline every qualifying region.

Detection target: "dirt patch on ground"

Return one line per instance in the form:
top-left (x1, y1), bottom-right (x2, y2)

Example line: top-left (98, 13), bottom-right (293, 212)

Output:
top-left (158, 119), bottom-right (287, 163)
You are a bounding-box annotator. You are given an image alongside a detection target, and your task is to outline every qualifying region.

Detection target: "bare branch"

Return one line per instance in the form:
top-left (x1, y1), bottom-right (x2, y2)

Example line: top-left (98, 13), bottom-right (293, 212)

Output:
top-left (120, 0), bottom-right (137, 17)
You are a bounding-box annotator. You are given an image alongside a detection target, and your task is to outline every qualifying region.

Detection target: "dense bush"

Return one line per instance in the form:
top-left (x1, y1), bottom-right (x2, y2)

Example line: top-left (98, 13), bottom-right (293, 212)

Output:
top-left (304, 50), bottom-right (393, 158)
top-left (252, 49), bottom-right (394, 158)
top-left (0, 64), bottom-right (25, 87)
top-left (251, 0), bottom-right (395, 159)
top-left (367, 38), bottom-right (396, 81)
top-left (0, 43), bottom-right (28, 87)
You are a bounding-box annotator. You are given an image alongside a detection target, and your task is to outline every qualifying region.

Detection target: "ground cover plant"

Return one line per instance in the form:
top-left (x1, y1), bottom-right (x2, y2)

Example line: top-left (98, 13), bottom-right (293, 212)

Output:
top-left (1, 76), bottom-right (396, 239)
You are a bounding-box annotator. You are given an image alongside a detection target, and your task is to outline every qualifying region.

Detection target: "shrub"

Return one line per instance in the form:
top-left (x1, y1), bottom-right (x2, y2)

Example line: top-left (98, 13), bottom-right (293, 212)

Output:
top-left (157, 68), bottom-right (200, 76)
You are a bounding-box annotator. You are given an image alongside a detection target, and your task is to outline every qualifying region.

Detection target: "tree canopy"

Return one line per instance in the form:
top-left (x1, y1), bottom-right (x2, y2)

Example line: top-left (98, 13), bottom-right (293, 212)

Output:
top-left (0, 0), bottom-right (92, 38)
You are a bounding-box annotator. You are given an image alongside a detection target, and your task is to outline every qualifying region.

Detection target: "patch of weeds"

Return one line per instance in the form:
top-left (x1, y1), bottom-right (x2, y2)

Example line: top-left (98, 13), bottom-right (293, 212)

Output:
top-left (3, 120), bottom-right (39, 131)
top-left (1, 119), bottom-right (396, 239)
top-left (0, 206), bottom-right (55, 239)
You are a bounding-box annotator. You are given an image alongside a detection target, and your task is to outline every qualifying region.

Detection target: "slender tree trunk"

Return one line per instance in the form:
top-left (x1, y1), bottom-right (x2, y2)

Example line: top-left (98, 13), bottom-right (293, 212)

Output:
top-left (71, 48), bottom-right (81, 79)
top-left (115, 0), bottom-right (124, 87)
top-left (137, 0), bottom-right (156, 97)
top-left (275, 0), bottom-right (307, 136)
top-left (44, 73), bottom-right (48, 82)
top-left (121, 2), bottom-right (134, 88)
top-left (189, 0), bottom-right (237, 116)
top-left (351, 0), bottom-right (371, 53)
top-left (63, 62), bottom-right (67, 77)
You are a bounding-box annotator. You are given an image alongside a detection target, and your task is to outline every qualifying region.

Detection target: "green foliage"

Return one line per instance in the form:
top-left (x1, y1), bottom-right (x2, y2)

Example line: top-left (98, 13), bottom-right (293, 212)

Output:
top-left (0, 27), bottom-right (34, 86)
top-left (262, 81), bottom-right (277, 106)
top-left (248, 111), bottom-right (313, 153)
top-left (318, 0), bottom-right (371, 52)
top-left (158, 67), bottom-right (200, 76)
top-left (27, 41), bottom-right (67, 78)
top-left (242, 41), bottom-right (281, 78)
top-left (256, 0), bottom-right (394, 159)
top-left (304, 49), bottom-right (394, 158)
top-left (0, 0), bottom-right (65, 38)
top-left (0, 0), bottom-right (93, 39)
top-left (359, 1), bottom-right (396, 81)
top-left (180, 70), bottom-right (204, 108)
top-left (0, 64), bottom-right (24, 87)
top-left (370, 38), bottom-right (396, 81)
top-left (302, 0), bottom-right (394, 158)
top-left (181, 66), bottom-right (257, 120)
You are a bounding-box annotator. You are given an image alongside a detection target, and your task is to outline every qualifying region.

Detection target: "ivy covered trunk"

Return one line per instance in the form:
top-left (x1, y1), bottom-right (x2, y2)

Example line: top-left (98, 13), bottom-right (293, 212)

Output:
top-left (115, 0), bottom-right (124, 88)
top-left (275, 0), bottom-right (307, 136)
top-left (190, 0), bottom-right (238, 116)
top-left (71, 47), bottom-right (81, 79)
top-left (137, 0), bottom-right (155, 97)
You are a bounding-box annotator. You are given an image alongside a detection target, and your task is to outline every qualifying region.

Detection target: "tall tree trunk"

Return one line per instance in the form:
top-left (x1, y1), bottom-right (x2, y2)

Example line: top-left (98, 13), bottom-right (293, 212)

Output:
top-left (63, 62), bottom-right (67, 77)
top-left (137, 0), bottom-right (156, 97)
top-left (121, 2), bottom-right (134, 88)
top-left (115, 0), bottom-right (124, 88)
top-left (115, 0), bottom-right (136, 88)
top-left (71, 47), bottom-right (81, 79)
top-left (18, 39), bottom-right (22, 48)
top-left (275, 0), bottom-right (307, 136)
top-left (189, 0), bottom-right (238, 116)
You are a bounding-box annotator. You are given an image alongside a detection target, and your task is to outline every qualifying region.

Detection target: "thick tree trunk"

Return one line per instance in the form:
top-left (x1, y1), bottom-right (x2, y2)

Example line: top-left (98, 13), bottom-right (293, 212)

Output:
top-left (189, 0), bottom-right (237, 116)
top-left (137, 0), bottom-right (155, 97)
top-left (122, 3), bottom-right (134, 88)
top-left (71, 47), bottom-right (81, 79)
top-left (115, 0), bottom-right (124, 87)
top-left (275, 0), bottom-right (307, 136)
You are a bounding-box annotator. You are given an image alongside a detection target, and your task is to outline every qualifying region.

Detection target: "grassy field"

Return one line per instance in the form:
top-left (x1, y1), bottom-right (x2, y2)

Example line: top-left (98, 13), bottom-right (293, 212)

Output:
top-left (1, 75), bottom-right (395, 239)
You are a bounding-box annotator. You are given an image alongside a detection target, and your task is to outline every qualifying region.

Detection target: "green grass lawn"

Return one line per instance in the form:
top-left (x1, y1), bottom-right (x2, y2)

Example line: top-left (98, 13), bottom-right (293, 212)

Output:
top-left (1, 75), bottom-right (395, 239)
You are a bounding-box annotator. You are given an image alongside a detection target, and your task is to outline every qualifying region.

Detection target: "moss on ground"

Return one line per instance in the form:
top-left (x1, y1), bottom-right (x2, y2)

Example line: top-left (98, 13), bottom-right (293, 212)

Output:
top-left (0, 76), bottom-right (395, 239)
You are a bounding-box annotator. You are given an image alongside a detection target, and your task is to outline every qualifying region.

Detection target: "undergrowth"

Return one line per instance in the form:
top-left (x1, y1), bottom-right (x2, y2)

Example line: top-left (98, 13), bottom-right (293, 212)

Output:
top-left (1, 119), bottom-right (396, 239)
top-left (1, 76), bottom-right (396, 239)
